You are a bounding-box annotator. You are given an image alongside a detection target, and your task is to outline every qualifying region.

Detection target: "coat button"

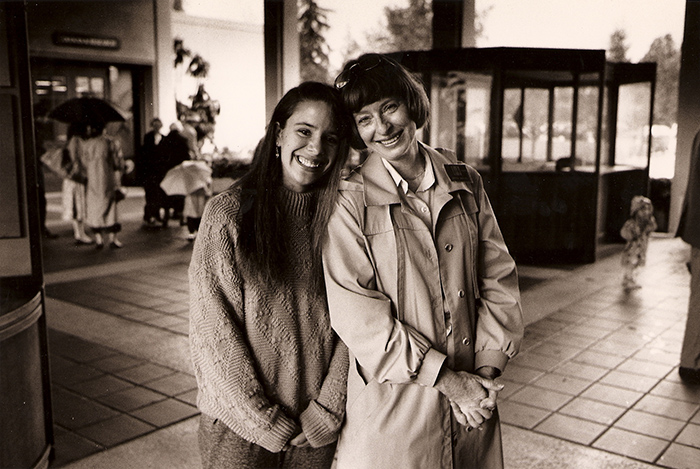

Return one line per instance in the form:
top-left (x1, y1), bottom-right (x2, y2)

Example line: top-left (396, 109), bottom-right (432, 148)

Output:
top-left (444, 243), bottom-right (453, 252)
top-left (458, 290), bottom-right (465, 298)
top-left (462, 337), bottom-right (471, 346)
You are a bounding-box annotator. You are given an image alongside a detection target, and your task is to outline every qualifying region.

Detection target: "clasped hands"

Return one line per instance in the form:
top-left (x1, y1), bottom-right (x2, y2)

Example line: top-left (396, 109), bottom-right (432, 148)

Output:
top-left (435, 366), bottom-right (504, 431)
top-left (283, 426), bottom-right (309, 450)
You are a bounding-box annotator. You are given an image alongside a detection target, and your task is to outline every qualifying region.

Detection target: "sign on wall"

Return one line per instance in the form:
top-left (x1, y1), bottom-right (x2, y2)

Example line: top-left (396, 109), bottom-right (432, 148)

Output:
top-left (52, 32), bottom-right (120, 50)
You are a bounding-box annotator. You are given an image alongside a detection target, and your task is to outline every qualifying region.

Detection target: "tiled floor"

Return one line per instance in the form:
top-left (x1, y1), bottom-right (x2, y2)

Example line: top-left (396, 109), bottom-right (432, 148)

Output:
top-left (45, 259), bottom-right (198, 467)
top-left (48, 329), bottom-right (199, 467)
top-left (45, 261), bottom-right (191, 336)
top-left (499, 238), bottom-right (700, 468)
top-left (40, 202), bottom-right (700, 469)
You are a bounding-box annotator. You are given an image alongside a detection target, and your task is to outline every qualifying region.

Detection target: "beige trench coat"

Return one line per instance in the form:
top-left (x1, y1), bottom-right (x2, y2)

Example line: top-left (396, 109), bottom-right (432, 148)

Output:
top-left (81, 135), bottom-right (123, 230)
top-left (323, 144), bottom-right (523, 469)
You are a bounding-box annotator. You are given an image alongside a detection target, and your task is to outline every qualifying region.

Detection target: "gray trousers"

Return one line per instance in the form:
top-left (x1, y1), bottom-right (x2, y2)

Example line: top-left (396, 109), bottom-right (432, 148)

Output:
top-left (198, 414), bottom-right (336, 469)
top-left (681, 246), bottom-right (700, 369)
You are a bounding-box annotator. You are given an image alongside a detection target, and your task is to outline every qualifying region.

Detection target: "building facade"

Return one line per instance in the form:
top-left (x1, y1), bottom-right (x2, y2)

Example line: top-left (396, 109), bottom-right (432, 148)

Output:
top-left (25, 0), bottom-right (274, 177)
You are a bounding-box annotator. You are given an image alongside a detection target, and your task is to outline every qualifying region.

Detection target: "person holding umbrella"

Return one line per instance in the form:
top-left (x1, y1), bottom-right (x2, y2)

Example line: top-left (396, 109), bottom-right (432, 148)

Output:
top-left (48, 97), bottom-right (127, 246)
top-left (160, 157), bottom-right (212, 241)
top-left (79, 121), bottom-right (125, 248)
top-left (62, 122), bottom-right (92, 245)
top-left (39, 121), bottom-right (92, 244)
top-left (181, 112), bottom-right (211, 241)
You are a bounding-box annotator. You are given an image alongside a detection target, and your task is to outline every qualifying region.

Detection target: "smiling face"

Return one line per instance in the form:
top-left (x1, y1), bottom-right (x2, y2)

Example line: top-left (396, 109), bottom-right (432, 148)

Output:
top-left (353, 98), bottom-right (418, 163)
top-left (276, 100), bottom-right (340, 193)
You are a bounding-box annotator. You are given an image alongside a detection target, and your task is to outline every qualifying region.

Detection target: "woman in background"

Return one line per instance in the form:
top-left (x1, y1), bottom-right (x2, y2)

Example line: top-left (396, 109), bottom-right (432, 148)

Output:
top-left (81, 121), bottom-right (125, 249)
top-left (61, 121), bottom-right (92, 245)
top-left (189, 82), bottom-right (351, 468)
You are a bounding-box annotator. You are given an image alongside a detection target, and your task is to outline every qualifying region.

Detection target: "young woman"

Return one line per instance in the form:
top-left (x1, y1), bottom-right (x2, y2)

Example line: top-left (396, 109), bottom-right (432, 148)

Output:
top-left (189, 82), bottom-right (351, 469)
top-left (323, 53), bottom-right (524, 468)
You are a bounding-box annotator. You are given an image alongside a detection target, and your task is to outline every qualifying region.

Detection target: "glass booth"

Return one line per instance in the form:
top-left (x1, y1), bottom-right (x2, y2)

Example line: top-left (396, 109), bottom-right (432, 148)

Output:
top-left (390, 48), bottom-right (656, 264)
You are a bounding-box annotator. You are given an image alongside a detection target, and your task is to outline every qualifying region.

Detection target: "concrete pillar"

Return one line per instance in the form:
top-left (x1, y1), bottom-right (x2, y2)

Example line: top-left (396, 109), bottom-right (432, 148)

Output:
top-left (264, 0), bottom-right (299, 121)
top-left (282, 0), bottom-right (300, 93)
top-left (154, 0), bottom-right (176, 127)
top-left (461, 0), bottom-right (476, 47)
top-left (0, 3), bottom-right (53, 468)
top-left (432, 0), bottom-right (476, 48)
top-left (672, 1), bottom-right (700, 232)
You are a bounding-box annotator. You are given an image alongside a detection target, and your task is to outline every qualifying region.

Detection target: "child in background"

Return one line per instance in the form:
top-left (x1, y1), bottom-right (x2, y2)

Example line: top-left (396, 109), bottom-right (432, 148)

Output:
top-left (183, 182), bottom-right (211, 242)
top-left (620, 195), bottom-right (657, 290)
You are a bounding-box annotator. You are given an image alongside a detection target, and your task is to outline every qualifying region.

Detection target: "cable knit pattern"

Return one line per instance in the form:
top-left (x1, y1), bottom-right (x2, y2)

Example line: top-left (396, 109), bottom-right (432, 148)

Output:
top-left (189, 185), bottom-right (348, 453)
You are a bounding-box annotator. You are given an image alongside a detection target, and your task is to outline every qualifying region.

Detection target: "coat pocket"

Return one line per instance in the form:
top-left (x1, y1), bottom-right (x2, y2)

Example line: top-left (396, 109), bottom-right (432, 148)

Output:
top-left (345, 360), bottom-right (392, 436)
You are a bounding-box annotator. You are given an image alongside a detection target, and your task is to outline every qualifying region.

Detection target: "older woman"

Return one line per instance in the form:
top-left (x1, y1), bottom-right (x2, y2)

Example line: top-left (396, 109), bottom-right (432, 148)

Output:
top-left (80, 121), bottom-right (124, 249)
top-left (189, 82), bottom-right (351, 469)
top-left (323, 53), bottom-right (524, 468)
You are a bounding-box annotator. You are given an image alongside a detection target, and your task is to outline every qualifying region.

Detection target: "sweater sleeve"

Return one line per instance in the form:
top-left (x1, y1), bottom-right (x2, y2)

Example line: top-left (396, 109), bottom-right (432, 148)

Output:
top-left (299, 336), bottom-right (349, 447)
top-left (189, 193), bottom-right (296, 453)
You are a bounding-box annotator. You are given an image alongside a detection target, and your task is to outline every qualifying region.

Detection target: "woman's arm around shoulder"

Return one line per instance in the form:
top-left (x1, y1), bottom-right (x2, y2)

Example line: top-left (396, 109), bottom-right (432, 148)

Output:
top-left (322, 189), bottom-right (444, 387)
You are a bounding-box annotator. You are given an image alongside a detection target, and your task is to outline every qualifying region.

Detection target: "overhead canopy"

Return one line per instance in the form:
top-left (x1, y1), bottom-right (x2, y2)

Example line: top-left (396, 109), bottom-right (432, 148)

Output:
top-left (392, 47), bottom-right (656, 89)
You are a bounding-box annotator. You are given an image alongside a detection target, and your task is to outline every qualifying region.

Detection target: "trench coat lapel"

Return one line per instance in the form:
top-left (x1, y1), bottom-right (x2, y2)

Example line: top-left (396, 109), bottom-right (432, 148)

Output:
top-left (359, 143), bottom-right (477, 210)
top-left (359, 152), bottom-right (402, 207)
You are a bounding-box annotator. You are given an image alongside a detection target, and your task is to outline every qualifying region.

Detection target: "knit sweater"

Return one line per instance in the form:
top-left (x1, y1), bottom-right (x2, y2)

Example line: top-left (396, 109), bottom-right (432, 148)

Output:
top-left (189, 185), bottom-right (348, 453)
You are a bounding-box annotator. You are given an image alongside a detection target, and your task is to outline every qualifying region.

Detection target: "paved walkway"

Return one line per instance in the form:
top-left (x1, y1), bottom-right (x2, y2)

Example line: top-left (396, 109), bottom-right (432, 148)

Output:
top-left (40, 191), bottom-right (700, 468)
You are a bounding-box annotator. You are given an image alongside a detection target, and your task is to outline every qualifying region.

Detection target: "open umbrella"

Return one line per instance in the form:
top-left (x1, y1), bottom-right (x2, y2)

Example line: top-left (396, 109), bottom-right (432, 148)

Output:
top-left (48, 97), bottom-right (126, 124)
top-left (160, 160), bottom-right (212, 196)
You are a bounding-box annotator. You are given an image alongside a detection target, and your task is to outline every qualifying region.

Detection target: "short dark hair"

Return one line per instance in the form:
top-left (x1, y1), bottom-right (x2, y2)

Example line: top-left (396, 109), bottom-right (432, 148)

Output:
top-left (335, 53), bottom-right (430, 133)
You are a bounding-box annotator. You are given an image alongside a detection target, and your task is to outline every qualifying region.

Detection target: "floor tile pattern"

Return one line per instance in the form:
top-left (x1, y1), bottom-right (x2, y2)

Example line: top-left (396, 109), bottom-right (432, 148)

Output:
top-left (499, 246), bottom-right (700, 468)
top-left (45, 261), bottom-right (191, 336)
top-left (41, 229), bottom-right (700, 468)
top-left (48, 329), bottom-right (198, 467)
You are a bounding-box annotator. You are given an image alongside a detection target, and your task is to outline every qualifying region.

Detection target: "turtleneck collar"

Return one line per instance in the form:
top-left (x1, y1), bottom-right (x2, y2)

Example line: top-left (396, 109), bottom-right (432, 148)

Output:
top-left (276, 185), bottom-right (317, 218)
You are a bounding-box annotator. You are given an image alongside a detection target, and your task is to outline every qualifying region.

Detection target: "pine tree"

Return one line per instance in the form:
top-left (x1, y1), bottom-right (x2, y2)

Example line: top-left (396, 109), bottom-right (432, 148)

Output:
top-left (344, 0), bottom-right (487, 62)
top-left (608, 29), bottom-right (630, 62)
top-left (384, 0), bottom-right (433, 51)
top-left (299, 0), bottom-right (332, 84)
top-left (365, 0), bottom-right (433, 53)
top-left (642, 34), bottom-right (680, 126)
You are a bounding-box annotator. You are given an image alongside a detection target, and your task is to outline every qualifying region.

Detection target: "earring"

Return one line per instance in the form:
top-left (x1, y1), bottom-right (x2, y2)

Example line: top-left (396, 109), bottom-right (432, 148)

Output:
top-left (275, 145), bottom-right (281, 159)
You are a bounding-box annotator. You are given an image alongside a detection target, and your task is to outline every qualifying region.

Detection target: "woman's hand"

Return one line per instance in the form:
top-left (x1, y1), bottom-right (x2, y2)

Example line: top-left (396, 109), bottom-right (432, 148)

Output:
top-left (475, 366), bottom-right (501, 411)
top-left (285, 429), bottom-right (310, 449)
top-left (435, 367), bottom-right (504, 430)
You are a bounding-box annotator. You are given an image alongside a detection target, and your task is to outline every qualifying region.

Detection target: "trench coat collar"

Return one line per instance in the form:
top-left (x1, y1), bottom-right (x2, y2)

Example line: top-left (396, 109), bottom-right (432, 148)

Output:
top-left (360, 142), bottom-right (476, 207)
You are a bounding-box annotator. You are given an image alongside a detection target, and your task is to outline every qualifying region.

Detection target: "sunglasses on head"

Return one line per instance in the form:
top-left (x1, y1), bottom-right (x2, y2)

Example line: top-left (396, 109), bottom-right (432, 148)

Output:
top-left (334, 55), bottom-right (387, 89)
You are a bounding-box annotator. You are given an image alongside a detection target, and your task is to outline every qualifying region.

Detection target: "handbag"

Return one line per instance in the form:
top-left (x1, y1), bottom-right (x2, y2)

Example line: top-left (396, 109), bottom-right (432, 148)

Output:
top-left (62, 148), bottom-right (88, 184)
top-left (114, 188), bottom-right (126, 202)
top-left (68, 167), bottom-right (88, 185)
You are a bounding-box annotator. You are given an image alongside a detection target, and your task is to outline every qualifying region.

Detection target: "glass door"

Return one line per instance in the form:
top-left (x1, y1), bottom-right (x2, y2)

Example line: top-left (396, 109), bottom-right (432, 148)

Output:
top-left (30, 60), bottom-right (135, 191)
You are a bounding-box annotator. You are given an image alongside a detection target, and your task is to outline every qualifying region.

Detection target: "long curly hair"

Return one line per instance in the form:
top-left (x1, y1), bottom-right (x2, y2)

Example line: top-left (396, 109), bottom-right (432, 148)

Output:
top-left (235, 81), bottom-right (352, 283)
